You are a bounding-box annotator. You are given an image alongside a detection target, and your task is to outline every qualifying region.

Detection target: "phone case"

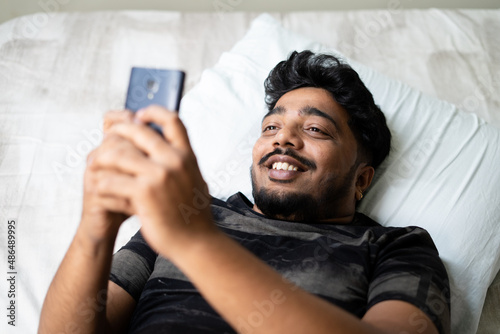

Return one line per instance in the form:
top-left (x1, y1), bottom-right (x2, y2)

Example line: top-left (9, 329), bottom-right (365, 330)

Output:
top-left (125, 67), bottom-right (185, 133)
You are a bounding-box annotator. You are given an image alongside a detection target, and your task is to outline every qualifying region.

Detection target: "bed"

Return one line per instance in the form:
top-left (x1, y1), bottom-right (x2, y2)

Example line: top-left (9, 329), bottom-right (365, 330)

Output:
top-left (0, 9), bottom-right (499, 334)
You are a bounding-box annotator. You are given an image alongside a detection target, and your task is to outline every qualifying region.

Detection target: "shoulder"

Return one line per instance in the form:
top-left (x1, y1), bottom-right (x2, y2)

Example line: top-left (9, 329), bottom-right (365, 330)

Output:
top-left (353, 212), bottom-right (438, 250)
top-left (355, 215), bottom-right (451, 334)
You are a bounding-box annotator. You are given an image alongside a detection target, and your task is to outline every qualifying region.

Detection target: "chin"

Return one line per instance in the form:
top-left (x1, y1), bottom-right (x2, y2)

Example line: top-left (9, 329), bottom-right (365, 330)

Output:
top-left (252, 185), bottom-right (319, 222)
top-left (251, 166), bottom-right (331, 221)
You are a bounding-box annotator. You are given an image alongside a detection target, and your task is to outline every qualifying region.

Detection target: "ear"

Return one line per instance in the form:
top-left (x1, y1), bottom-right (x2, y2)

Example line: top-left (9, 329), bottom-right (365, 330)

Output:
top-left (355, 164), bottom-right (375, 201)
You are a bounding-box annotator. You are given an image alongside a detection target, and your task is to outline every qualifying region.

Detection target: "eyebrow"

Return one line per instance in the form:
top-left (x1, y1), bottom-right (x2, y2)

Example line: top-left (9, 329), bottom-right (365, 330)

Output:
top-left (263, 105), bottom-right (340, 132)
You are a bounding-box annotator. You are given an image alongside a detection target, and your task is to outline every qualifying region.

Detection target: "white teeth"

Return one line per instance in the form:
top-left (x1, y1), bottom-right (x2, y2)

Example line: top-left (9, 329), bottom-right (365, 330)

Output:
top-left (271, 162), bottom-right (299, 171)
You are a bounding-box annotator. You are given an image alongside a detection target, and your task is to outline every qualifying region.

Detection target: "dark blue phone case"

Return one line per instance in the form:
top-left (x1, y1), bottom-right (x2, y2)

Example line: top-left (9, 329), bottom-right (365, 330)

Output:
top-left (125, 67), bottom-right (185, 134)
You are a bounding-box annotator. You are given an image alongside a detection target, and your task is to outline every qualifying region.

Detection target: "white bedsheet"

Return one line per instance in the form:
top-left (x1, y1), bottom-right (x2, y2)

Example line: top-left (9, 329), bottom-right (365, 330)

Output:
top-left (0, 9), bottom-right (498, 334)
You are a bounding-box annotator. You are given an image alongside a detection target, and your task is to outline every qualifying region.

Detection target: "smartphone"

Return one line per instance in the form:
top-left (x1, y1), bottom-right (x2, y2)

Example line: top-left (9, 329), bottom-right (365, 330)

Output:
top-left (125, 67), bottom-right (185, 134)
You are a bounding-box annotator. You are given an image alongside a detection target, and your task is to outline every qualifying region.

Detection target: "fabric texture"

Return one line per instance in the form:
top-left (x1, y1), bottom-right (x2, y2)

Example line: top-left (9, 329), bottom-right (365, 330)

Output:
top-left (110, 193), bottom-right (451, 334)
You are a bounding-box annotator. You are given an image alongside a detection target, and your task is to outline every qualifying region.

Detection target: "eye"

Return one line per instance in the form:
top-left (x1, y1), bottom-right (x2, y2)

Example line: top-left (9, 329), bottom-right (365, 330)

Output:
top-left (306, 126), bottom-right (326, 134)
top-left (305, 125), bottom-right (334, 139)
top-left (263, 125), bottom-right (278, 132)
top-left (308, 127), bottom-right (322, 133)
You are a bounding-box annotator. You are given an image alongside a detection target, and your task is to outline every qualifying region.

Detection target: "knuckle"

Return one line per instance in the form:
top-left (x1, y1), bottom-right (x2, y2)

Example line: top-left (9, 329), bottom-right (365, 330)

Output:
top-left (96, 136), bottom-right (131, 165)
top-left (103, 133), bottom-right (121, 145)
top-left (92, 150), bottom-right (109, 167)
top-left (103, 111), bottom-right (120, 131)
top-left (149, 136), bottom-right (166, 151)
top-left (84, 173), bottom-right (101, 196)
top-left (95, 173), bottom-right (110, 193)
top-left (160, 108), bottom-right (180, 125)
top-left (104, 110), bottom-right (132, 121)
top-left (102, 111), bottom-right (115, 124)
top-left (103, 119), bottom-right (112, 132)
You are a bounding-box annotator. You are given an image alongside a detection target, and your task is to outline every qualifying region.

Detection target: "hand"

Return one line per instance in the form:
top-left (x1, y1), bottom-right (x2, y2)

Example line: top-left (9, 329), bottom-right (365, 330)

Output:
top-left (80, 111), bottom-right (135, 242)
top-left (88, 106), bottom-right (215, 257)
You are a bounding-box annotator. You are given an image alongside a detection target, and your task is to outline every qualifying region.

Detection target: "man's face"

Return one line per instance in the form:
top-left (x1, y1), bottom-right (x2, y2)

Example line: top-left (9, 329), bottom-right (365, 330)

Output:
top-left (251, 87), bottom-right (365, 222)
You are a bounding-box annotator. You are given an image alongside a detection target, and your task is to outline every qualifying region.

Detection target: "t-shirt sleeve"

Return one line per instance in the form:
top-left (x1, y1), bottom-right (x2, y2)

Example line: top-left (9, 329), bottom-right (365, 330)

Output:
top-left (109, 229), bottom-right (158, 301)
top-left (367, 227), bottom-right (451, 334)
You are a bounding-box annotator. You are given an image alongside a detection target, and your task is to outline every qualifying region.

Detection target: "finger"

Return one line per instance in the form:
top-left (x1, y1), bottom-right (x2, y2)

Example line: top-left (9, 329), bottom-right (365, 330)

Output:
top-left (135, 105), bottom-right (192, 152)
top-left (89, 134), bottom-right (156, 176)
top-left (103, 110), bottom-right (135, 133)
top-left (106, 122), bottom-right (179, 165)
top-left (83, 168), bottom-right (135, 216)
top-left (93, 169), bottom-right (137, 199)
top-left (96, 195), bottom-right (134, 216)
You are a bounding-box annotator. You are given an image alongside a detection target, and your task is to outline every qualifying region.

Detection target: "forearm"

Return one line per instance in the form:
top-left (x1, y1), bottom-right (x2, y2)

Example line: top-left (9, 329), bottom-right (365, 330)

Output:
top-left (38, 223), bottom-right (117, 334)
top-left (167, 228), bottom-right (385, 334)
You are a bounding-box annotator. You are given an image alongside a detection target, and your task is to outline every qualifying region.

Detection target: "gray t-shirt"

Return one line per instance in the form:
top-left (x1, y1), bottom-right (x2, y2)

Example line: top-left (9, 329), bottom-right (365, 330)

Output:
top-left (110, 192), bottom-right (451, 334)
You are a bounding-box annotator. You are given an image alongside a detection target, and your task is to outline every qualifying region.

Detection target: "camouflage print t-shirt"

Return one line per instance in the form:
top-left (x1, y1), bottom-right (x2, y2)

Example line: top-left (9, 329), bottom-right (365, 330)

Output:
top-left (110, 192), bottom-right (451, 334)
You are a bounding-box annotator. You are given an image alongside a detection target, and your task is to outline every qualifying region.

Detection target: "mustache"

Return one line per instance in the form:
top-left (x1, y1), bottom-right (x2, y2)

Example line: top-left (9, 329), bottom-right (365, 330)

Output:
top-left (258, 148), bottom-right (317, 170)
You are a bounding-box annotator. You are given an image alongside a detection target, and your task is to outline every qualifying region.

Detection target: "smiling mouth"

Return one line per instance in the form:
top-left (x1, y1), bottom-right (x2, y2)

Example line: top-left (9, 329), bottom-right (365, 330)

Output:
top-left (265, 157), bottom-right (308, 183)
top-left (257, 148), bottom-right (315, 183)
top-left (271, 162), bottom-right (299, 171)
top-left (267, 164), bottom-right (302, 183)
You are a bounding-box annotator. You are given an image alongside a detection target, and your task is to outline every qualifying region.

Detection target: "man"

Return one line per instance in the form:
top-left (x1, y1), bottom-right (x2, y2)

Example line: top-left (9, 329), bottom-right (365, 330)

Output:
top-left (39, 51), bottom-right (450, 334)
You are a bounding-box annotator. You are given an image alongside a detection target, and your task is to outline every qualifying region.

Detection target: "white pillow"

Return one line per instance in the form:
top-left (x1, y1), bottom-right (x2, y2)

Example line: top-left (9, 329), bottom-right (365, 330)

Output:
top-left (180, 14), bottom-right (500, 334)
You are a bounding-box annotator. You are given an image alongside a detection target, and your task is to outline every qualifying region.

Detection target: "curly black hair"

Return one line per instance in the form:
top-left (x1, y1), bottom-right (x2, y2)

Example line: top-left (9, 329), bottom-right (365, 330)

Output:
top-left (264, 50), bottom-right (391, 169)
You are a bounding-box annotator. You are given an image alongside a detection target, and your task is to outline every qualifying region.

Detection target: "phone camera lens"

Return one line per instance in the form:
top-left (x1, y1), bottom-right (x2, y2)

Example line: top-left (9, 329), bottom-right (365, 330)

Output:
top-left (147, 79), bottom-right (159, 92)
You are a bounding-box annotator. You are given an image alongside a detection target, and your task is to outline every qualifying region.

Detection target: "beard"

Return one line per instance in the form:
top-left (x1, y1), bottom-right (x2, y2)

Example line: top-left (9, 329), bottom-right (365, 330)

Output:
top-left (250, 162), bottom-right (357, 222)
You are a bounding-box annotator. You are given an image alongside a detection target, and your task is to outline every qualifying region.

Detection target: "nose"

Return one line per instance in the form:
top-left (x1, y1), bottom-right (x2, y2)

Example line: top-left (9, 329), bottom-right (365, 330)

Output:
top-left (274, 126), bottom-right (304, 149)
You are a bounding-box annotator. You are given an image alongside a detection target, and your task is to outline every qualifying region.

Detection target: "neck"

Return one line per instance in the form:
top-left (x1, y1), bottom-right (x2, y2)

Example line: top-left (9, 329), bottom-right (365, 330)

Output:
top-left (252, 204), bottom-right (355, 224)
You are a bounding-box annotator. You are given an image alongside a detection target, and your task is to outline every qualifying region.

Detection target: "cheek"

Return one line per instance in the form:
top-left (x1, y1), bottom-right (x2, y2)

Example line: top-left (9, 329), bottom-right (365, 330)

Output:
top-left (252, 139), bottom-right (265, 166)
top-left (309, 144), bottom-right (354, 174)
top-left (307, 143), bottom-right (335, 166)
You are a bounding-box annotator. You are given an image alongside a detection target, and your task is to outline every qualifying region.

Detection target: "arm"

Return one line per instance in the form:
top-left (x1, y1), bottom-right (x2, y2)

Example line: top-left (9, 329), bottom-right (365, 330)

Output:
top-left (159, 225), bottom-right (439, 334)
top-left (93, 106), bottom-right (440, 334)
top-left (38, 223), bottom-right (136, 333)
top-left (38, 112), bottom-right (137, 334)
